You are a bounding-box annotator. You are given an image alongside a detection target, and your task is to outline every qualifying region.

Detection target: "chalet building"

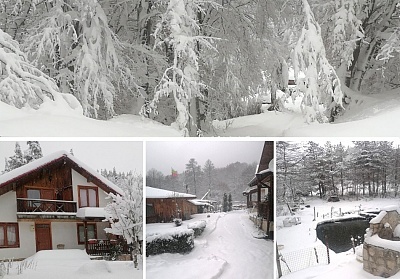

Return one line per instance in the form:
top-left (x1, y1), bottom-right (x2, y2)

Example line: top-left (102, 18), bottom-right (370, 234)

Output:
top-left (0, 151), bottom-right (125, 260)
top-left (146, 186), bottom-right (197, 223)
top-left (243, 141), bottom-right (274, 239)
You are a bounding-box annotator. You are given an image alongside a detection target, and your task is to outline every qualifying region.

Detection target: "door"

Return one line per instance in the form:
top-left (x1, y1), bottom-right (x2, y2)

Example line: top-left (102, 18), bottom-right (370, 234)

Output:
top-left (41, 189), bottom-right (55, 211)
top-left (35, 223), bottom-right (52, 252)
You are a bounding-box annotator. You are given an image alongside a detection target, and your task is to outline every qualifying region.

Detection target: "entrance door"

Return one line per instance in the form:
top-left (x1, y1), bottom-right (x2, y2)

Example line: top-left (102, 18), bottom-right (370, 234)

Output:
top-left (35, 223), bottom-right (52, 251)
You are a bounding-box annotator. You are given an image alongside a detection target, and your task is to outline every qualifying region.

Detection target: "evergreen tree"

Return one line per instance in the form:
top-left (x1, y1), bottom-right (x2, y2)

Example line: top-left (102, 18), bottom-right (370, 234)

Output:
top-left (6, 142), bottom-right (25, 171)
top-left (25, 141), bottom-right (43, 163)
top-left (185, 158), bottom-right (202, 195)
top-left (222, 193), bottom-right (228, 212)
top-left (203, 159), bottom-right (215, 198)
top-left (228, 193), bottom-right (232, 212)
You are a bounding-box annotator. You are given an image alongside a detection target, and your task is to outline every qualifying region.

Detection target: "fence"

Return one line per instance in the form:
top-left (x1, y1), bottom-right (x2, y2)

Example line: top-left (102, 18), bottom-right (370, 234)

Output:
top-left (277, 245), bottom-right (330, 276)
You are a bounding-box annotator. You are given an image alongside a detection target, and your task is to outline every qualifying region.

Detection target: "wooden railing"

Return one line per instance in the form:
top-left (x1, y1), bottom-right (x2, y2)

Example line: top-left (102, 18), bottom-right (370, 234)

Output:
top-left (17, 198), bottom-right (77, 213)
top-left (87, 239), bottom-right (130, 256)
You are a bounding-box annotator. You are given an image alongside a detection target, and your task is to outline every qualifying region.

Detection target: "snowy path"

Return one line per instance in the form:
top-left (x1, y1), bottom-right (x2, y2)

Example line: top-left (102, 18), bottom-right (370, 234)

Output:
top-left (146, 211), bottom-right (273, 279)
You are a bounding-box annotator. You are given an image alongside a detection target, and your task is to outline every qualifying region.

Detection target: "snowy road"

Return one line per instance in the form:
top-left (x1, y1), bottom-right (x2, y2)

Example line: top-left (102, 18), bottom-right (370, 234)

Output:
top-left (146, 211), bottom-right (274, 279)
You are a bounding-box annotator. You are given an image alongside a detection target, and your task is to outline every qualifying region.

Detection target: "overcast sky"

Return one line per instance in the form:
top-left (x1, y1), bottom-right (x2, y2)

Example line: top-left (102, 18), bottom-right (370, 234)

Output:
top-left (0, 140), bottom-right (143, 174)
top-left (146, 141), bottom-right (265, 175)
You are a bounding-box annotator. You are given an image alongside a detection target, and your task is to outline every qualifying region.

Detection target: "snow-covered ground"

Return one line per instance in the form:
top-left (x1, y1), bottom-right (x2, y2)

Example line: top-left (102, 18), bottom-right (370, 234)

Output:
top-left (2, 88), bottom-right (400, 136)
top-left (276, 197), bottom-right (400, 278)
top-left (1, 249), bottom-right (141, 279)
top-left (146, 211), bottom-right (273, 279)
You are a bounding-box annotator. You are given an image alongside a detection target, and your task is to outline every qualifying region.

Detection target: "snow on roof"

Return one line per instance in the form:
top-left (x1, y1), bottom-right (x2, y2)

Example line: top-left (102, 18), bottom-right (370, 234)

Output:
top-left (243, 185), bottom-right (258, 194)
top-left (188, 199), bottom-right (210, 206)
top-left (0, 150), bottom-right (123, 195)
top-left (76, 207), bottom-right (106, 219)
top-left (146, 186), bottom-right (196, 199)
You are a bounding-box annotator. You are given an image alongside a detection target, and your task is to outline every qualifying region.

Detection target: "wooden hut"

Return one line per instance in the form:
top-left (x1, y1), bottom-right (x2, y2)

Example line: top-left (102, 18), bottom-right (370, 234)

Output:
top-left (146, 187), bottom-right (197, 223)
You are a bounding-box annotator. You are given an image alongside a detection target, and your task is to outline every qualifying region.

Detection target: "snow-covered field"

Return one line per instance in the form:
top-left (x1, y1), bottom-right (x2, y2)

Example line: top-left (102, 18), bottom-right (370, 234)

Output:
top-left (276, 197), bottom-right (400, 278)
top-left (1, 249), bottom-right (141, 279)
top-left (146, 211), bottom-right (273, 279)
top-left (2, 88), bottom-right (400, 136)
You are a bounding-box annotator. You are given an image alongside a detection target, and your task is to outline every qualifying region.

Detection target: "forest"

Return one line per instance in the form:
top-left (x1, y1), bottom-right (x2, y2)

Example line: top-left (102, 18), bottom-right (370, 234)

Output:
top-left (276, 141), bottom-right (400, 203)
top-left (146, 158), bottom-right (257, 203)
top-left (1, 0), bottom-right (399, 136)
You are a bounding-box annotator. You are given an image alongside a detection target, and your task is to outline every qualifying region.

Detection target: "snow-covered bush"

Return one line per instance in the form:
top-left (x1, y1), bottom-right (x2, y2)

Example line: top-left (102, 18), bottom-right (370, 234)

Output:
top-left (187, 220), bottom-right (206, 237)
top-left (174, 218), bottom-right (183, 227)
top-left (146, 229), bottom-right (194, 256)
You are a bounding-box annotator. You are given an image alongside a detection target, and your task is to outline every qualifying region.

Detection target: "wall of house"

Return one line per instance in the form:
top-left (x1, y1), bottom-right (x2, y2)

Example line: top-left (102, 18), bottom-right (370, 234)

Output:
top-left (0, 191), bottom-right (18, 222)
top-left (147, 198), bottom-right (196, 223)
top-left (71, 170), bottom-right (109, 207)
top-left (0, 221), bottom-right (36, 260)
top-left (51, 221), bottom-right (84, 250)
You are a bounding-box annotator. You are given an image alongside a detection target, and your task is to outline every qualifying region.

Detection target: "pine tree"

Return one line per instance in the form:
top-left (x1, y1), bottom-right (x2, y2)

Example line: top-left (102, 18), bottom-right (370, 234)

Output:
top-left (25, 141), bottom-right (43, 163)
top-left (185, 158), bottom-right (202, 195)
top-left (203, 159), bottom-right (215, 198)
top-left (228, 193), bottom-right (232, 211)
top-left (222, 193), bottom-right (228, 212)
top-left (6, 142), bottom-right (25, 171)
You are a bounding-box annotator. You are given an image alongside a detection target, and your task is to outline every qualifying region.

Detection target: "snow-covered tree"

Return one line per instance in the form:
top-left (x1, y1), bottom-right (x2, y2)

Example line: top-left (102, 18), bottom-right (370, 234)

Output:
top-left (293, 0), bottom-right (344, 123)
top-left (0, 27), bottom-right (73, 110)
top-left (185, 158), bottom-right (202, 195)
top-left (23, 0), bottom-right (139, 119)
top-left (24, 141), bottom-right (42, 163)
top-left (5, 142), bottom-right (24, 172)
top-left (147, 0), bottom-right (216, 136)
top-left (104, 173), bottom-right (143, 268)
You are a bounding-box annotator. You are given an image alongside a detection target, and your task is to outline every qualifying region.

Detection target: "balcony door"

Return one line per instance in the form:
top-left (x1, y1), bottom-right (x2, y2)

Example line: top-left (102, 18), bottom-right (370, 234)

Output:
top-left (27, 188), bottom-right (55, 212)
top-left (35, 223), bottom-right (52, 252)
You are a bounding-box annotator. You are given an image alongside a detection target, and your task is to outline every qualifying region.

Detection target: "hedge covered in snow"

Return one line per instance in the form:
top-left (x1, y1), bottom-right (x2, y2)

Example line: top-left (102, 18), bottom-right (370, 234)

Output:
top-left (146, 229), bottom-right (194, 256)
top-left (187, 220), bottom-right (207, 237)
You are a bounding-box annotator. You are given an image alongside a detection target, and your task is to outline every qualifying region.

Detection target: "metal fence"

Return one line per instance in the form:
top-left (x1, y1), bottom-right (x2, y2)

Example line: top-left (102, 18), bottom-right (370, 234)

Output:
top-left (277, 245), bottom-right (330, 276)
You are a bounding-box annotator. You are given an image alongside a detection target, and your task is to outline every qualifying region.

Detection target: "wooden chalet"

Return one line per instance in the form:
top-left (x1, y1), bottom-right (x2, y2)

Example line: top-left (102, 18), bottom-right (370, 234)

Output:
top-left (0, 151), bottom-right (129, 259)
top-left (146, 186), bottom-right (197, 223)
top-left (243, 141), bottom-right (274, 239)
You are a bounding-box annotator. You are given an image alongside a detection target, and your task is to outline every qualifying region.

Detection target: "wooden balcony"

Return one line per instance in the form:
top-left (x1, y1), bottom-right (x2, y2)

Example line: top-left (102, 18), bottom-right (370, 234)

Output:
top-left (17, 198), bottom-right (77, 213)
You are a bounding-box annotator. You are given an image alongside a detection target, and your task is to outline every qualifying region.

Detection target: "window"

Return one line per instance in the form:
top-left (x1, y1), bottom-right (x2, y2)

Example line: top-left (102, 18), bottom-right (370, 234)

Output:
top-left (78, 186), bottom-right (98, 208)
top-left (27, 189), bottom-right (41, 208)
top-left (77, 224), bottom-right (97, 244)
top-left (146, 204), bottom-right (155, 217)
top-left (0, 223), bottom-right (19, 248)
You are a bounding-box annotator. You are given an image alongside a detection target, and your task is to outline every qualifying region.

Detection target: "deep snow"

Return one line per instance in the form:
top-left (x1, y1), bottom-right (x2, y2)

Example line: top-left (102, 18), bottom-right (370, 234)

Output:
top-left (276, 197), bottom-right (400, 278)
top-left (2, 88), bottom-right (400, 136)
top-left (1, 249), bottom-right (141, 279)
top-left (146, 211), bottom-right (274, 279)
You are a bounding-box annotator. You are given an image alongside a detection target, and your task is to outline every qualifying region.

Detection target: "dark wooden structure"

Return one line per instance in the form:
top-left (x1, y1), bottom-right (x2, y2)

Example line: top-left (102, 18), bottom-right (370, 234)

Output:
top-left (244, 141), bottom-right (274, 239)
top-left (146, 189), bottom-right (198, 224)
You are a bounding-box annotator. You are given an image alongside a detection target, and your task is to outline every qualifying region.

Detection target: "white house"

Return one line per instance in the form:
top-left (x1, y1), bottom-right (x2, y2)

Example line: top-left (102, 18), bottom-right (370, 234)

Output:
top-left (0, 151), bottom-right (124, 260)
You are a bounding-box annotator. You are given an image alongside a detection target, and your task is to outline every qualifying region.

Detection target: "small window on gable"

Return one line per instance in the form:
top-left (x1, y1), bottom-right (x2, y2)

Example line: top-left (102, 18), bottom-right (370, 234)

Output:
top-left (78, 186), bottom-right (98, 208)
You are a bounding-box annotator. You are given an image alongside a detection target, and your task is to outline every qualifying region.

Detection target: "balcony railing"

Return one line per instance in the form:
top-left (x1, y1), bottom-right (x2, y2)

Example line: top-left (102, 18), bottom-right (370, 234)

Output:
top-left (17, 198), bottom-right (77, 213)
top-left (86, 239), bottom-right (131, 257)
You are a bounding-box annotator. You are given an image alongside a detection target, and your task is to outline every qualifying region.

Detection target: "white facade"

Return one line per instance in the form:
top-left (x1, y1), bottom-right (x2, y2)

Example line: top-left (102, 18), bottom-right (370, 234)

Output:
top-left (0, 191), bottom-right (17, 222)
top-left (71, 170), bottom-right (110, 207)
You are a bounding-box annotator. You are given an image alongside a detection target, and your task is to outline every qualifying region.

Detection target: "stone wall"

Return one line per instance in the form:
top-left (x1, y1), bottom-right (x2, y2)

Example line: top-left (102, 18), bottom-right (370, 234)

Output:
top-left (363, 208), bottom-right (400, 277)
top-left (363, 243), bottom-right (400, 278)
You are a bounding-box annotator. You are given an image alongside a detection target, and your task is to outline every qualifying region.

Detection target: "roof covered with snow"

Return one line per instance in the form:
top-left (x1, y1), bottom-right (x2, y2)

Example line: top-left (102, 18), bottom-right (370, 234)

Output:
top-left (0, 150), bottom-right (123, 195)
top-left (146, 186), bottom-right (196, 199)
